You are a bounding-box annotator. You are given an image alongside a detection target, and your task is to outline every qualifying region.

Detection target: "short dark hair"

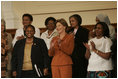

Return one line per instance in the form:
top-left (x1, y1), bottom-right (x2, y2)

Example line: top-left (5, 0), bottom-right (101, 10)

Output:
top-left (45, 17), bottom-right (56, 26)
top-left (69, 14), bottom-right (82, 26)
top-left (24, 25), bottom-right (35, 36)
top-left (95, 22), bottom-right (110, 38)
top-left (22, 13), bottom-right (33, 21)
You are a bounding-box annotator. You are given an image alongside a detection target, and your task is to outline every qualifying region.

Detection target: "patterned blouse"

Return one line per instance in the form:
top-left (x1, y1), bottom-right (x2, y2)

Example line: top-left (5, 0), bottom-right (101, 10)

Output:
top-left (1, 32), bottom-right (12, 78)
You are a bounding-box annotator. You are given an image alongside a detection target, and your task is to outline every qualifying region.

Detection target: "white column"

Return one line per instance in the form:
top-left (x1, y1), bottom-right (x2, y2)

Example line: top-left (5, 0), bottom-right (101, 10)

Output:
top-left (1, 1), bottom-right (20, 29)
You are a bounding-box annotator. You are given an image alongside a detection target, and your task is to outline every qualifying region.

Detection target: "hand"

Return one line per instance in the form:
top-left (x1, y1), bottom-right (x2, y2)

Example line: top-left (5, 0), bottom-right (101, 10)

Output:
top-left (16, 35), bottom-right (24, 40)
top-left (90, 41), bottom-right (96, 51)
top-left (12, 71), bottom-right (17, 77)
top-left (43, 68), bottom-right (48, 76)
top-left (50, 39), bottom-right (57, 49)
top-left (83, 42), bottom-right (90, 50)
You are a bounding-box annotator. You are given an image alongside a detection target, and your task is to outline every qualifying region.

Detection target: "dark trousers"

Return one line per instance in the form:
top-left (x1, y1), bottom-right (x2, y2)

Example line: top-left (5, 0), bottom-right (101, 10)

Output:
top-left (72, 65), bottom-right (87, 78)
top-left (21, 70), bottom-right (39, 78)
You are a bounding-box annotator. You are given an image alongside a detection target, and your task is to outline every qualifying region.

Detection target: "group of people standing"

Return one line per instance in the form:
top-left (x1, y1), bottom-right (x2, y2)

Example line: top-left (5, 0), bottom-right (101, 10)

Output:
top-left (1, 13), bottom-right (117, 78)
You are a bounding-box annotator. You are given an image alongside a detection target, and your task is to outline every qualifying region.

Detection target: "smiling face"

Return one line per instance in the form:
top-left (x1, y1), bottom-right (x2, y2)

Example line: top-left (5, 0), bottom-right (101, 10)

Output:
top-left (22, 16), bottom-right (32, 27)
top-left (69, 17), bottom-right (78, 28)
top-left (56, 22), bottom-right (66, 34)
top-left (25, 26), bottom-right (35, 38)
top-left (95, 24), bottom-right (103, 37)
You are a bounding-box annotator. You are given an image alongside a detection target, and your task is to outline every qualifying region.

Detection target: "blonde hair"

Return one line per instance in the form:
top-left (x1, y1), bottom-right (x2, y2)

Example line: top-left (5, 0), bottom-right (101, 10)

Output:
top-left (56, 18), bottom-right (68, 33)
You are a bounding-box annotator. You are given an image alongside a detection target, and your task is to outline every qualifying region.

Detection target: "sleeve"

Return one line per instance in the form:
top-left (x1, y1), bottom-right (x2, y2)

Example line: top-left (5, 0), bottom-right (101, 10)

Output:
top-left (7, 33), bottom-right (13, 50)
top-left (88, 39), bottom-right (93, 53)
top-left (104, 38), bottom-right (112, 53)
top-left (34, 28), bottom-right (40, 38)
top-left (40, 33), bottom-right (44, 39)
top-left (48, 37), bottom-right (56, 56)
top-left (59, 34), bottom-right (74, 55)
top-left (7, 33), bottom-right (13, 70)
top-left (11, 41), bottom-right (19, 72)
top-left (40, 39), bottom-right (50, 68)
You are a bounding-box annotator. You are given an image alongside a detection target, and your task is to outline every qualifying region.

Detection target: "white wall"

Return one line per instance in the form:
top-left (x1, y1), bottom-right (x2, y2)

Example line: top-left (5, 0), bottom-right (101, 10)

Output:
top-left (1, 1), bottom-right (117, 29)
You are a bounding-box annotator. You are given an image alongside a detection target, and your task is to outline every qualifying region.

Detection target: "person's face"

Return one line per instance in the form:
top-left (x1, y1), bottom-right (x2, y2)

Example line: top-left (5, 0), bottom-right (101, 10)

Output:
top-left (22, 16), bottom-right (32, 27)
top-left (25, 27), bottom-right (35, 38)
top-left (69, 17), bottom-right (78, 28)
top-left (56, 22), bottom-right (66, 34)
top-left (96, 17), bottom-right (100, 23)
top-left (1, 24), bottom-right (5, 32)
top-left (47, 20), bottom-right (56, 31)
top-left (95, 24), bottom-right (103, 37)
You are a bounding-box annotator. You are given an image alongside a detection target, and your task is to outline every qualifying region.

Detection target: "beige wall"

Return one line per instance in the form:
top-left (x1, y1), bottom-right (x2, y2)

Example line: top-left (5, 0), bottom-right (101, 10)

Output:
top-left (2, 1), bottom-right (117, 29)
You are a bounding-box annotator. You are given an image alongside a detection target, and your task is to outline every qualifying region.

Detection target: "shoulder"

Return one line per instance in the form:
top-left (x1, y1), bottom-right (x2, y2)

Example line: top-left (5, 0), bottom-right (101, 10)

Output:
top-left (16, 28), bottom-right (23, 32)
top-left (15, 38), bottom-right (25, 45)
top-left (79, 26), bottom-right (89, 33)
top-left (88, 37), bottom-right (96, 42)
top-left (67, 33), bottom-right (74, 38)
top-left (81, 26), bottom-right (88, 31)
top-left (6, 32), bottom-right (12, 37)
top-left (41, 30), bottom-right (47, 35)
top-left (33, 37), bottom-right (47, 47)
top-left (6, 33), bottom-right (12, 40)
top-left (34, 37), bottom-right (43, 40)
top-left (34, 37), bottom-right (45, 43)
top-left (104, 37), bottom-right (112, 43)
top-left (15, 28), bottom-right (23, 35)
top-left (35, 27), bottom-right (40, 31)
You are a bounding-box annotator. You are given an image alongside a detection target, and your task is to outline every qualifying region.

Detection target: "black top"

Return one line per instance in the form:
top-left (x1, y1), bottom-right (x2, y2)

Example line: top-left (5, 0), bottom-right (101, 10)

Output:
top-left (11, 37), bottom-right (50, 78)
top-left (71, 26), bottom-right (89, 78)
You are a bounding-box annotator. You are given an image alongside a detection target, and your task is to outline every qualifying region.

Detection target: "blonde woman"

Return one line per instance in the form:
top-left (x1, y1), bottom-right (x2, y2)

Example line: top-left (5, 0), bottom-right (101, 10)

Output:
top-left (49, 18), bottom-right (74, 78)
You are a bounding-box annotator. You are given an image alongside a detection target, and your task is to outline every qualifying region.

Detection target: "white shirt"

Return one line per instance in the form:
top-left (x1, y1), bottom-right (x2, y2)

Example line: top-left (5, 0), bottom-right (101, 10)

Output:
top-left (41, 29), bottom-right (58, 49)
top-left (12, 27), bottom-right (40, 47)
top-left (74, 28), bottom-right (78, 35)
top-left (87, 37), bottom-right (113, 71)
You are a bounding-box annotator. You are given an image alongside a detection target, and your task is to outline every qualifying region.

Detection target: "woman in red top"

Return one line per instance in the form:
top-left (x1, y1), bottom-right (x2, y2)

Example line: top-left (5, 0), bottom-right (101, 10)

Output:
top-left (49, 18), bottom-right (74, 78)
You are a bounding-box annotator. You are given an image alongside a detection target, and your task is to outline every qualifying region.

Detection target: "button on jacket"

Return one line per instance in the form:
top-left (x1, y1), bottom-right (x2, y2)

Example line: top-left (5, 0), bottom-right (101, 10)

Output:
top-left (49, 33), bottom-right (74, 66)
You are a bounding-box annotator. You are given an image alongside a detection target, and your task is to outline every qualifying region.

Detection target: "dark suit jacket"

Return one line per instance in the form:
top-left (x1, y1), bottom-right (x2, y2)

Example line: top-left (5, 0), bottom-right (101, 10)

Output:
top-left (71, 26), bottom-right (89, 77)
top-left (11, 37), bottom-right (50, 78)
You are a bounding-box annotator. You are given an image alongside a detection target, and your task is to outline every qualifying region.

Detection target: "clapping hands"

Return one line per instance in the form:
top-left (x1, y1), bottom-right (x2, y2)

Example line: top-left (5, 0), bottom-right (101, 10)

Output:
top-left (83, 41), bottom-right (96, 51)
top-left (83, 42), bottom-right (90, 50)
